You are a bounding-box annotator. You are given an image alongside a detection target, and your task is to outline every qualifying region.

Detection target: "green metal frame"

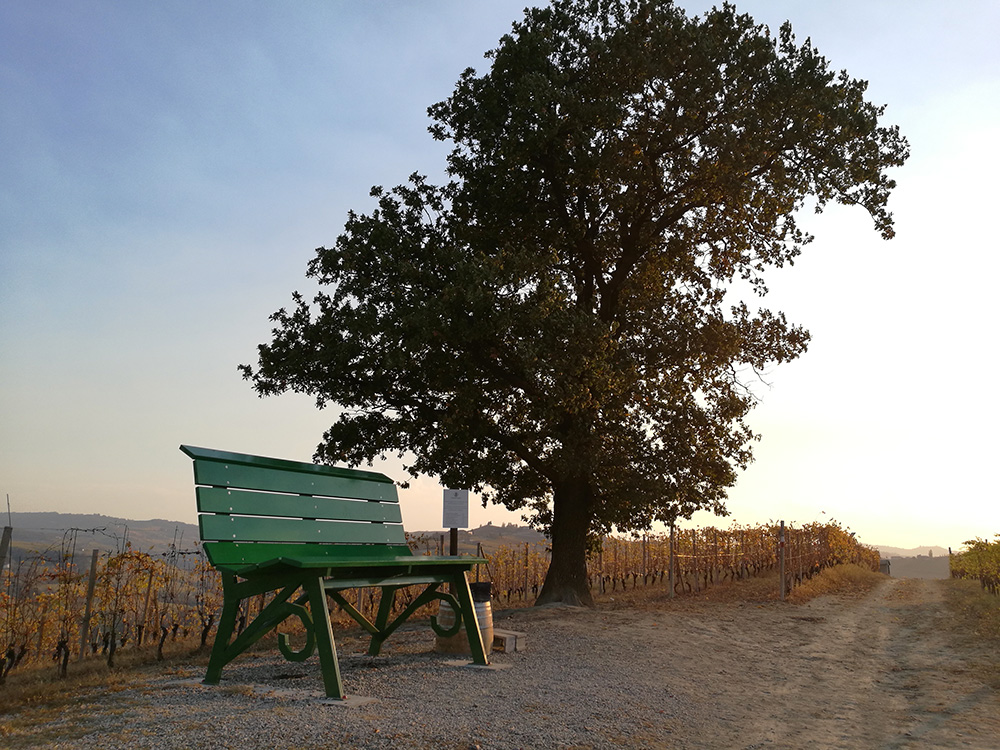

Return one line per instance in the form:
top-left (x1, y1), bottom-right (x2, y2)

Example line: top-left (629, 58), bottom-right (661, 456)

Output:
top-left (181, 445), bottom-right (488, 700)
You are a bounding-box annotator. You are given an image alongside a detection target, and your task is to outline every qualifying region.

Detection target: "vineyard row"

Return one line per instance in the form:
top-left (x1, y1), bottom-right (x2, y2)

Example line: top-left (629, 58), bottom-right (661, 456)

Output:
top-left (475, 521), bottom-right (879, 602)
top-left (1, 520), bottom-right (878, 681)
top-left (950, 535), bottom-right (1000, 596)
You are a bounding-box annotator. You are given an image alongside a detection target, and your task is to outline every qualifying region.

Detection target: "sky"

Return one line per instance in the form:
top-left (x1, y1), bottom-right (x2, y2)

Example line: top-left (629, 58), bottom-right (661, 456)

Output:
top-left (2, 1), bottom-right (998, 552)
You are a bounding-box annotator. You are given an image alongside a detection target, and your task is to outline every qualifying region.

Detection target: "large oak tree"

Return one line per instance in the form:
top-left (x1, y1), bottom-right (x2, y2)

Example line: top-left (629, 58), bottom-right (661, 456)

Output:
top-left (241, 0), bottom-right (908, 605)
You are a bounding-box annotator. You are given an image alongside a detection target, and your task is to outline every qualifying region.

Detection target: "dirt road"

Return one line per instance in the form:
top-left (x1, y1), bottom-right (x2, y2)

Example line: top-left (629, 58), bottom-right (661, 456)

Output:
top-left (751, 577), bottom-right (1000, 748)
top-left (507, 577), bottom-right (1000, 749)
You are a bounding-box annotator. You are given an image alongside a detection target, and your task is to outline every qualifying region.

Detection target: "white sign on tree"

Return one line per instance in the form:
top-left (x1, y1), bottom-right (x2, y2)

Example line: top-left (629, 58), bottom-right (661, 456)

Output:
top-left (442, 489), bottom-right (469, 529)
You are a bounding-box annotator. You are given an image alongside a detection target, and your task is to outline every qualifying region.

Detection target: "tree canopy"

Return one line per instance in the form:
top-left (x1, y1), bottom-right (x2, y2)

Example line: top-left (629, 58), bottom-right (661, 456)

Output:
top-left (241, 0), bottom-right (908, 605)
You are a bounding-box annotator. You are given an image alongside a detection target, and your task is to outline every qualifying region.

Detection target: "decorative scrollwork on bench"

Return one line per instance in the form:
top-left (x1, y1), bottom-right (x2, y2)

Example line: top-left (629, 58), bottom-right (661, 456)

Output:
top-left (276, 601), bottom-right (316, 663)
top-left (428, 591), bottom-right (463, 638)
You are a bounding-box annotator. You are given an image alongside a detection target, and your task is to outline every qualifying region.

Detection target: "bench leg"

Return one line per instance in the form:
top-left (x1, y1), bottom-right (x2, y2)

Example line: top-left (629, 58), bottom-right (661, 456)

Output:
top-left (206, 578), bottom-right (306, 685)
top-left (205, 573), bottom-right (240, 686)
top-left (366, 586), bottom-right (398, 657)
top-left (452, 572), bottom-right (489, 666)
top-left (304, 575), bottom-right (346, 700)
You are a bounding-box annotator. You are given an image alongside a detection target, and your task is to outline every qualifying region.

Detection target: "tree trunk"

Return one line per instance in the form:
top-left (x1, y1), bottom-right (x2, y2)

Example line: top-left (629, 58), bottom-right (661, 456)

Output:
top-left (536, 475), bottom-right (595, 606)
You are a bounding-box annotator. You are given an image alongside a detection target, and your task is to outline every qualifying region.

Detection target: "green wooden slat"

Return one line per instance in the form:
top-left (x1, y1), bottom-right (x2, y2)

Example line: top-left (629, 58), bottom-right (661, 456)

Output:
top-left (191, 460), bottom-right (398, 502)
top-left (199, 515), bottom-right (405, 545)
top-left (202, 541), bottom-right (414, 569)
top-left (196, 487), bottom-right (403, 524)
top-left (180, 445), bottom-right (394, 485)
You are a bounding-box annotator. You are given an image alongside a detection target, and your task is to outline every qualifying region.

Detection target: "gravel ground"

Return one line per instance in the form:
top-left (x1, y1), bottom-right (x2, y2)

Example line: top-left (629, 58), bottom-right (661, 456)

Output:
top-left (41, 604), bottom-right (679, 750)
top-left (10, 579), bottom-right (1000, 749)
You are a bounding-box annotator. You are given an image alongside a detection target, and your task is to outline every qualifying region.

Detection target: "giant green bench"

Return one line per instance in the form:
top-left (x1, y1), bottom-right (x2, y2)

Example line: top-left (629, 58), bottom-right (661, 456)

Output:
top-left (180, 445), bottom-right (489, 699)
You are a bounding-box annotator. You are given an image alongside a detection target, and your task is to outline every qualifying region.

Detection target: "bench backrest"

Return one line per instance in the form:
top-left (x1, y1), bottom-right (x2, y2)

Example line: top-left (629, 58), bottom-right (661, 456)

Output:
top-left (181, 445), bottom-right (411, 569)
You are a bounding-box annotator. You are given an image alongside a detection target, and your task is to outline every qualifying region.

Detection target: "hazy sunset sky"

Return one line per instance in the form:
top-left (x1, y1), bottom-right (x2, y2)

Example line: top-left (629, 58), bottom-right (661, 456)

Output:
top-left (2, 1), bottom-right (998, 551)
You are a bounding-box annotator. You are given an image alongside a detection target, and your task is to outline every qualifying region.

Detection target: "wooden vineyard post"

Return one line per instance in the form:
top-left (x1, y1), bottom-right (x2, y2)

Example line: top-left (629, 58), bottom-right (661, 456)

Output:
top-left (669, 525), bottom-right (676, 599)
top-left (799, 527), bottom-right (805, 584)
top-left (739, 529), bottom-right (745, 579)
top-left (691, 529), bottom-right (699, 593)
top-left (139, 569), bottom-right (154, 645)
top-left (598, 541), bottom-right (604, 593)
top-left (642, 535), bottom-right (648, 585)
top-left (789, 526), bottom-right (795, 588)
top-left (36, 601), bottom-right (48, 661)
top-left (778, 521), bottom-right (786, 602)
top-left (78, 548), bottom-right (99, 660)
top-left (610, 537), bottom-right (616, 590)
top-left (0, 526), bottom-right (11, 572)
top-left (713, 528), bottom-right (719, 585)
top-left (523, 543), bottom-right (529, 600)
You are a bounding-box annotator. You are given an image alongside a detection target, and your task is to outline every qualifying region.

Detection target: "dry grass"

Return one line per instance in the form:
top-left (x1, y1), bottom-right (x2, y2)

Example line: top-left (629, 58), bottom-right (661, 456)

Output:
top-left (0, 658), bottom-right (158, 748)
top-left (590, 563), bottom-right (887, 610)
top-left (592, 571), bottom-right (778, 610)
top-left (786, 564), bottom-right (886, 603)
top-left (0, 639), bottom-right (211, 721)
top-left (941, 578), bottom-right (1000, 644)
top-left (0, 634), bottom-right (304, 746)
top-left (936, 578), bottom-right (1000, 688)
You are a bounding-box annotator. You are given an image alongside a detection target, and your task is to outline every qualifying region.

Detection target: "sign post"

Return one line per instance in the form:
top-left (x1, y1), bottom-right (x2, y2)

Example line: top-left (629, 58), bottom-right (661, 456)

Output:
top-left (443, 489), bottom-right (469, 556)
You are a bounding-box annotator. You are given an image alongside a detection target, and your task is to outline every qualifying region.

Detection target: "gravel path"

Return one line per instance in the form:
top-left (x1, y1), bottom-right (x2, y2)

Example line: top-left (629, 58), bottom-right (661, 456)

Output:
top-left (13, 578), bottom-right (1000, 749)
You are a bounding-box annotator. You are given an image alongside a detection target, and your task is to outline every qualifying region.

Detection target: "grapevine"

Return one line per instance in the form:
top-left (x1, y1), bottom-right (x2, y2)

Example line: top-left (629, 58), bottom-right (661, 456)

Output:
top-left (950, 536), bottom-right (1000, 596)
top-left (0, 519), bottom-right (880, 679)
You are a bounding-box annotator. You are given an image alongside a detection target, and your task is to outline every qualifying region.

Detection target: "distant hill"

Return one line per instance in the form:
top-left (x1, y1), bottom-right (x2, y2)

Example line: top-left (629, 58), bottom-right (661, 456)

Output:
top-left (3, 512), bottom-right (200, 563)
top-left (6, 513), bottom-right (960, 567)
top-left (875, 544), bottom-right (950, 559)
top-left (1, 512), bottom-right (545, 562)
